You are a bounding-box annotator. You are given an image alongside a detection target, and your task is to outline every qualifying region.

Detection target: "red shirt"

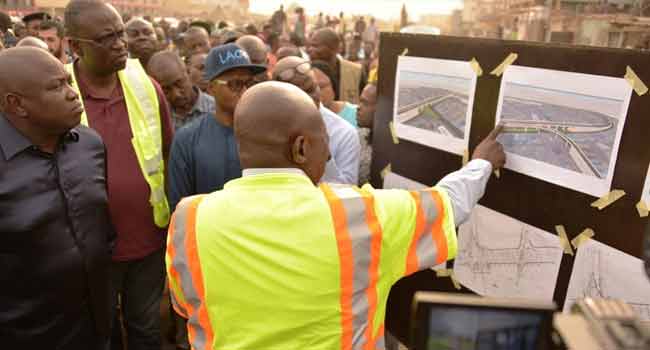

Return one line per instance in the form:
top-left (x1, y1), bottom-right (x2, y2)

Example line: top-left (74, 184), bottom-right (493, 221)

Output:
top-left (76, 68), bottom-right (174, 261)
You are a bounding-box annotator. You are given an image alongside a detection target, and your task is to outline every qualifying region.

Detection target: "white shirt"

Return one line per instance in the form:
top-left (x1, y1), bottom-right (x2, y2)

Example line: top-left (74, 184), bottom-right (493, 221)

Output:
top-left (242, 158), bottom-right (493, 226)
top-left (319, 104), bottom-right (360, 184)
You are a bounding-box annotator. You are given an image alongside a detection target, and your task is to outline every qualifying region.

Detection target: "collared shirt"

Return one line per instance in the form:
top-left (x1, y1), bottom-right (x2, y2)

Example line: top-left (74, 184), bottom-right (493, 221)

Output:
top-left (171, 88), bottom-right (215, 131)
top-left (75, 64), bottom-right (174, 261)
top-left (240, 159), bottom-right (492, 228)
top-left (320, 104), bottom-right (360, 185)
top-left (167, 114), bottom-right (241, 211)
top-left (0, 114), bottom-right (114, 345)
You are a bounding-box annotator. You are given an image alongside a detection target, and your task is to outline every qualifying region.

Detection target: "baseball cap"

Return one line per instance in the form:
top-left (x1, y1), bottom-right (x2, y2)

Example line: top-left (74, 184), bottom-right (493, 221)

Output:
top-left (204, 43), bottom-right (267, 82)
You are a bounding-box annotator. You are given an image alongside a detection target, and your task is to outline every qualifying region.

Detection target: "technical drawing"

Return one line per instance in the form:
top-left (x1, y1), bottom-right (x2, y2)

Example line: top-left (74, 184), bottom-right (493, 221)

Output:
top-left (494, 65), bottom-right (631, 198)
top-left (564, 240), bottom-right (650, 320)
top-left (455, 205), bottom-right (563, 302)
top-left (393, 56), bottom-right (476, 156)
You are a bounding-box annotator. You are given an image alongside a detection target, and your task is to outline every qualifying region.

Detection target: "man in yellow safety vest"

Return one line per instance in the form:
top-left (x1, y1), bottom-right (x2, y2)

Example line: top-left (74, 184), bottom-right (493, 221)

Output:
top-left (63, 0), bottom-right (174, 349)
top-left (167, 81), bottom-right (505, 350)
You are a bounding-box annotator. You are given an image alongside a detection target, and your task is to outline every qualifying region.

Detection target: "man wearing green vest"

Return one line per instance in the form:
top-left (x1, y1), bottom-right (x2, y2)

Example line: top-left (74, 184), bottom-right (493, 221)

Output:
top-left (166, 81), bottom-right (506, 350)
top-left (63, 1), bottom-right (174, 349)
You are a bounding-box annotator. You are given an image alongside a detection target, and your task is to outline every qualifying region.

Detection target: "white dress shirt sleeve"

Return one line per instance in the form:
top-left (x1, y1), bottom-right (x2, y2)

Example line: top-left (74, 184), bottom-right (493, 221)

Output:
top-left (435, 159), bottom-right (493, 226)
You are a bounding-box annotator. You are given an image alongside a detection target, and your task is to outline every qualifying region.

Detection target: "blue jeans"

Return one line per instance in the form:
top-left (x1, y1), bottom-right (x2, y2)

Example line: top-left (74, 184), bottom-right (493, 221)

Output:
top-left (110, 249), bottom-right (166, 350)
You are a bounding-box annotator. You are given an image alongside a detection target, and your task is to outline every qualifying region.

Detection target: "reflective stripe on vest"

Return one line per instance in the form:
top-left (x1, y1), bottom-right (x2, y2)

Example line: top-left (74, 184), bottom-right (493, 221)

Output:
top-left (167, 195), bottom-right (214, 350)
top-left (65, 59), bottom-right (170, 228)
top-left (320, 184), bottom-right (384, 350)
top-left (405, 189), bottom-right (448, 275)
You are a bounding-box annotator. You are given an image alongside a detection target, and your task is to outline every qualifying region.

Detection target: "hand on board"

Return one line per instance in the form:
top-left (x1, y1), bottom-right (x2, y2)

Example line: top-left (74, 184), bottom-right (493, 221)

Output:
top-left (472, 124), bottom-right (506, 170)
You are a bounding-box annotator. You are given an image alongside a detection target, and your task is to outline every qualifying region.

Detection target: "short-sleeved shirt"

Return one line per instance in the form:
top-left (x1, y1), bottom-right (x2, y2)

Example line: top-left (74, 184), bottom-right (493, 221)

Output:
top-left (76, 67), bottom-right (174, 261)
top-left (167, 114), bottom-right (241, 211)
top-left (171, 89), bottom-right (215, 131)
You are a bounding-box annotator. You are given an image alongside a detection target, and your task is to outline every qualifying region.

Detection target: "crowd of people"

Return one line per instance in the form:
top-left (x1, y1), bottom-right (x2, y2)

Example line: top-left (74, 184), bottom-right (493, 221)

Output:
top-left (0, 1), bottom-right (505, 350)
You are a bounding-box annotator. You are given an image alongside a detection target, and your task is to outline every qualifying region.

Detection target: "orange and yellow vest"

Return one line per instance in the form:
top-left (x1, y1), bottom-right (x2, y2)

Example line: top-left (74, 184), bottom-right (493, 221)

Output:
top-left (166, 172), bottom-right (457, 350)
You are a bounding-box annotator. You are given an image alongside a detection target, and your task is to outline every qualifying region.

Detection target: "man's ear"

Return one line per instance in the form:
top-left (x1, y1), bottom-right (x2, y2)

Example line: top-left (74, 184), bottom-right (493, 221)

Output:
top-left (4, 93), bottom-right (28, 118)
top-left (291, 135), bottom-right (308, 165)
top-left (68, 38), bottom-right (83, 58)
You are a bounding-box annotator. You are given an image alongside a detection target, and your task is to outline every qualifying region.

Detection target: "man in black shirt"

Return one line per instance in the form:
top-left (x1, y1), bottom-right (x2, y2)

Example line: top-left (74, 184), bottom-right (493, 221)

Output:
top-left (0, 47), bottom-right (113, 349)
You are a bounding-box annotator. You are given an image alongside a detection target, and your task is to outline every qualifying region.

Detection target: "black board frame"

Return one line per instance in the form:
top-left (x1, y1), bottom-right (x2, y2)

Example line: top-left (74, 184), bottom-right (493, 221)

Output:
top-left (371, 32), bottom-right (650, 346)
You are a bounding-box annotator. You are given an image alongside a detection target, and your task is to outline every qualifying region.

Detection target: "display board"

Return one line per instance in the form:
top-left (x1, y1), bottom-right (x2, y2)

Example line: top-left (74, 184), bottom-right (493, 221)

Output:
top-left (371, 33), bottom-right (650, 346)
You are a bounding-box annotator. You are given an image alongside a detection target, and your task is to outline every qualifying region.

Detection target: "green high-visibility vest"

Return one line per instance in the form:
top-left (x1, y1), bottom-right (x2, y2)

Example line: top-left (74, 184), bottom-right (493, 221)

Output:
top-left (65, 59), bottom-right (170, 228)
top-left (166, 173), bottom-right (457, 349)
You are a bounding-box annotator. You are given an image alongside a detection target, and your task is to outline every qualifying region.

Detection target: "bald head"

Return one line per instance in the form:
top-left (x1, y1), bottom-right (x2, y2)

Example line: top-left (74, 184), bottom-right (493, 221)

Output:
top-left (312, 28), bottom-right (340, 48)
top-left (235, 81), bottom-right (329, 184)
top-left (147, 51), bottom-right (184, 78)
top-left (235, 35), bottom-right (268, 65)
top-left (64, 0), bottom-right (112, 37)
top-left (126, 17), bottom-right (152, 31)
top-left (0, 47), bottom-right (57, 97)
top-left (276, 45), bottom-right (301, 61)
top-left (16, 36), bottom-right (49, 50)
top-left (0, 47), bottom-right (83, 138)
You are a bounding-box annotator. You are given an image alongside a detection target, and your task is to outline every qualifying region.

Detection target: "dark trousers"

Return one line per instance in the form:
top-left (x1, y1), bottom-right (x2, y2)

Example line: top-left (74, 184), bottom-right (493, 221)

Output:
top-left (110, 249), bottom-right (166, 350)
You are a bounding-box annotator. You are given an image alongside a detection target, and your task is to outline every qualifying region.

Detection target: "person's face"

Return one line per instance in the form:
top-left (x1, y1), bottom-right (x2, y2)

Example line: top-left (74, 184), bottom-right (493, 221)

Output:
top-left (155, 27), bottom-right (167, 50)
top-left (38, 28), bottom-right (63, 57)
top-left (312, 68), bottom-right (334, 106)
top-left (154, 63), bottom-right (195, 113)
top-left (71, 5), bottom-right (128, 75)
top-left (126, 21), bottom-right (157, 59)
top-left (357, 85), bottom-right (377, 128)
top-left (18, 58), bottom-right (84, 133)
top-left (26, 19), bottom-right (41, 37)
top-left (208, 68), bottom-right (254, 113)
top-left (187, 53), bottom-right (209, 92)
top-left (184, 31), bottom-right (210, 56)
top-left (307, 34), bottom-right (334, 61)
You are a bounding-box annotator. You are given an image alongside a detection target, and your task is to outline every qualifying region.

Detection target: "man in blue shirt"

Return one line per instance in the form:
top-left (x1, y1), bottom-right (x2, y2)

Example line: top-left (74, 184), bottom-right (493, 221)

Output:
top-left (167, 43), bottom-right (266, 211)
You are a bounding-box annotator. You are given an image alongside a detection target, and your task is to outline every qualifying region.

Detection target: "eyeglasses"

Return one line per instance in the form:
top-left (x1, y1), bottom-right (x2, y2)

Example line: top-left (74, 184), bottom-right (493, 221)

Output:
top-left (212, 78), bottom-right (256, 92)
top-left (71, 30), bottom-right (127, 48)
top-left (276, 62), bottom-right (311, 82)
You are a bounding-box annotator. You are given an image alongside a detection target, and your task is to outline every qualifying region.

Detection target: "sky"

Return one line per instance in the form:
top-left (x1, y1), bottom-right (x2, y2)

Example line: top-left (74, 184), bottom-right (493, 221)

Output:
top-left (249, 0), bottom-right (463, 20)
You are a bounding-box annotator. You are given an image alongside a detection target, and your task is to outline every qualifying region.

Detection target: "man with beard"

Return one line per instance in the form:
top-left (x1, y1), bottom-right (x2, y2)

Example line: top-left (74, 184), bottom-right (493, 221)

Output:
top-left (63, 0), bottom-right (174, 349)
top-left (126, 18), bottom-right (158, 70)
top-left (38, 20), bottom-right (70, 63)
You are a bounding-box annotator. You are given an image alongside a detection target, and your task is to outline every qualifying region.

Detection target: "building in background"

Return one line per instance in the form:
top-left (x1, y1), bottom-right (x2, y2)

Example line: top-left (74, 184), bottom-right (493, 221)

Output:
top-left (457, 0), bottom-right (649, 48)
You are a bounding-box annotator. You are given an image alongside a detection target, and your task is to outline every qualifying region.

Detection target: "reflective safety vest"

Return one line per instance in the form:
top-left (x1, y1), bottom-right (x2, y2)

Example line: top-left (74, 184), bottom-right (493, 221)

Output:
top-left (166, 173), bottom-right (457, 350)
top-left (65, 59), bottom-right (170, 228)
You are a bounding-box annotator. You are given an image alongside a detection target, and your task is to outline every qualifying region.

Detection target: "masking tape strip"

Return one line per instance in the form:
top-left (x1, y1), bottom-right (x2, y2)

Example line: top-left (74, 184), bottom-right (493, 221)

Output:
top-left (571, 228), bottom-right (595, 250)
top-left (494, 169), bottom-right (501, 179)
top-left (380, 163), bottom-right (392, 179)
top-left (625, 66), bottom-right (648, 96)
top-left (400, 48), bottom-right (409, 56)
top-left (389, 121), bottom-right (399, 144)
top-left (554, 225), bottom-right (574, 256)
top-left (450, 271), bottom-right (461, 290)
top-left (636, 200), bottom-right (649, 218)
top-left (462, 149), bottom-right (469, 167)
top-left (469, 58), bottom-right (483, 77)
top-left (590, 189), bottom-right (626, 210)
top-left (490, 53), bottom-right (518, 77)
